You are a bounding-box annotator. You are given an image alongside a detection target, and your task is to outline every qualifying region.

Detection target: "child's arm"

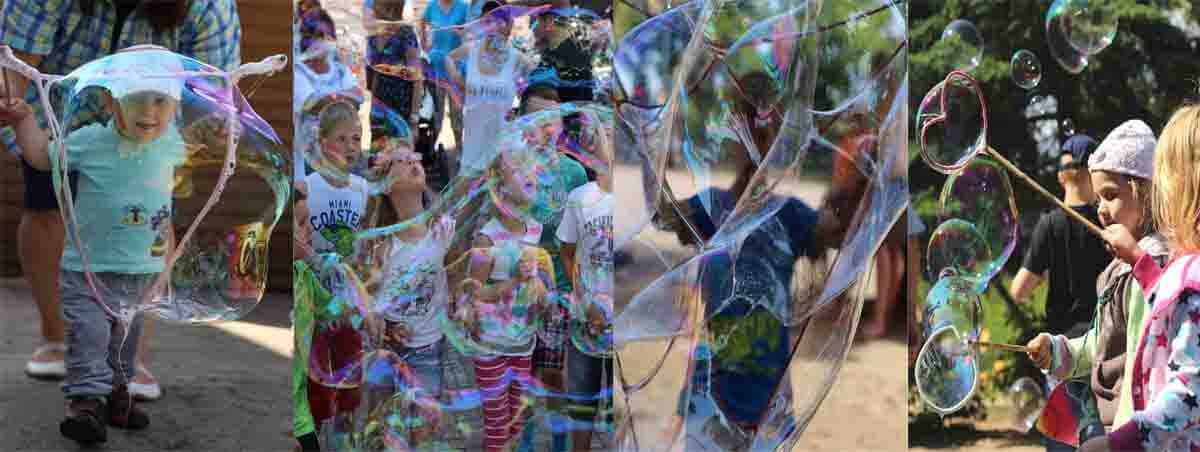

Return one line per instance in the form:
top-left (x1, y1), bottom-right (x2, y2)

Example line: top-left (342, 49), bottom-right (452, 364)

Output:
top-left (1026, 315), bottom-right (1099, 381)
top-left (1106, 293), bottom-right (1200, 451)
top-left (444, 46), bottom-right (469, 91)
top-left (407, 43), bottom-right (423, 123)
top-left (559, 242), bottom-right (577, 294)
top-left (7, 102), bottom-right (50, 170)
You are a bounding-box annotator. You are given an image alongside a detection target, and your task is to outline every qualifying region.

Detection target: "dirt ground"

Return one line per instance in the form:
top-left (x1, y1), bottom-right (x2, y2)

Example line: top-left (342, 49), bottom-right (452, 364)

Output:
top-left (0, 277), bottom-right (296, 452)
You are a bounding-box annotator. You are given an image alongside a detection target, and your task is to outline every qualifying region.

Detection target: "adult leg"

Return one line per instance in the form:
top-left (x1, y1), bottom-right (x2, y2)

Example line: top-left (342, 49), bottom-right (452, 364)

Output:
top-left (21, 159), bottom-right (67, 378)
top-left (130, 317), bottom-right (162, 401)
top-left (865, 243), bottom-right (898, 338)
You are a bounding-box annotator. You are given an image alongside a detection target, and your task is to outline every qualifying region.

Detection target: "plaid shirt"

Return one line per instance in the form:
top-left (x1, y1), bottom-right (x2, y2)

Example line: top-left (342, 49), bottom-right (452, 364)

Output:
top-left (1, 0), bottom-right (241, 153)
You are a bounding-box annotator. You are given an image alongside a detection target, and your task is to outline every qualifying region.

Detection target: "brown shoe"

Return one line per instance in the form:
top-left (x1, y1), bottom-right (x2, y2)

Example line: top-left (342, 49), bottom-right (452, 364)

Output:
top-left (60, 397), bottom-right (107, 444)
top-left (107, 385), bottom-right (150, 430)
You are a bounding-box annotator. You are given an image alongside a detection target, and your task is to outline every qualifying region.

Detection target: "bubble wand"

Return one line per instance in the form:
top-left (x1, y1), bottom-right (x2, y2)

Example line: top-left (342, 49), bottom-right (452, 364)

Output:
top-left (919, 70), bottom-right (1104, 237)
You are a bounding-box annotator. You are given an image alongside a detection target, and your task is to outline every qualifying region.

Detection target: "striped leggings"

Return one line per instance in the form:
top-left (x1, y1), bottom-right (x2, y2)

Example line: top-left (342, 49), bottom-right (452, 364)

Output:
top-left (473, 354), bottom-right (534, 451)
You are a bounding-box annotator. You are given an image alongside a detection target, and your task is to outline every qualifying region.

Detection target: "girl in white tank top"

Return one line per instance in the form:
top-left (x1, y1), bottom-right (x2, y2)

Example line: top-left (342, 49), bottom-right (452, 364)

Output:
top-left (460, 39), bottom-right (518, 172)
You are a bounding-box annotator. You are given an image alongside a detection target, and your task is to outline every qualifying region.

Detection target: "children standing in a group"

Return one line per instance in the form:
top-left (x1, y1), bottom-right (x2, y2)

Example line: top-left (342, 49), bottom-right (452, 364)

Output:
top-left (1027, 119), bottom-right (1170, 437)
top-left (1072, 106), bottom-right (1200, 451)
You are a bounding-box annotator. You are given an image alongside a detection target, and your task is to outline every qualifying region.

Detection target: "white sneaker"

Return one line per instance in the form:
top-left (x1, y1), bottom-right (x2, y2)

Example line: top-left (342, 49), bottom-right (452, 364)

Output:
top-left (25, 343), bottom-right (66, 379)
top-left (129, 366), bottom-right (163, 401)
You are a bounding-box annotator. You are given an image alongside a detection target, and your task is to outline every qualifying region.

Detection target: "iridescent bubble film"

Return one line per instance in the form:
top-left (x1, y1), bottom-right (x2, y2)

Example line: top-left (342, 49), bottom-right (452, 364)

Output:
top-left (0, 45), bottom-right (290, 326)
top-left (1055, 0), bottom-right (1118, 56)
top-left (612, 0), bottom-right (907, 449)
top-left (937, 157), bottom-right (1019, 289)
top-left (914, 275), bottom-right (982, 414)
top-left (916, 71), bottom-right (987, 174)
top-left (1010, 49), bottom-right (1042, 90)
top-left (940, 19), bottom-right (983, 72)
top-left (291, 1), bottom-right (616, 449)
top-left (1045, 0), bottom-right (1090, 74)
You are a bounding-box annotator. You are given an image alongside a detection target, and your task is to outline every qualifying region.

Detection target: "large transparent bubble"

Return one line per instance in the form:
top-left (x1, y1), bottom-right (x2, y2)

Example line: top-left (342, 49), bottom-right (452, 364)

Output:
top-left (1055, 0), bottom-right (1118, 56)
top-left (914, 275), bottom-right (982, 414)
top-left (612, 0), bottom-right (908, 449)
top-left (939, 19), bottom-right (983, 72)
top-left (1045, 0), bottom-right (1090, 74)
top-left (916, 70), bottom-right (987, 174)
top-left (936, 157), bottom-right (1019, 290)
top-left (0, 45), bottom-right (289, 325)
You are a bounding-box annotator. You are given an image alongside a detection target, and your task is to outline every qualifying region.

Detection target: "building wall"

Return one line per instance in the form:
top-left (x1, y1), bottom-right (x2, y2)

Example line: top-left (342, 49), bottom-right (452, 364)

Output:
top-left (0, 0), bottom-right (294, 291)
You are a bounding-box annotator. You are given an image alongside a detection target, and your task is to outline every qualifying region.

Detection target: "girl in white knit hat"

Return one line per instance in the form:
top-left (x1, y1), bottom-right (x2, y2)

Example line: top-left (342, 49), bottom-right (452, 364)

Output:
top-left (1071, 106), bottom-right (1200, 451)
top-left (1026, 119), bottom-right (1171, 447)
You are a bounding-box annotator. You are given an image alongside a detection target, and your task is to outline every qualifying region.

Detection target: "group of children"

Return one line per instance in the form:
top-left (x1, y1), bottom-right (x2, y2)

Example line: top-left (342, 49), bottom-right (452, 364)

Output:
top-left (1024, 107), bottom-right (1200, 451)
top-left (291, 0), bottom-right (613, 450)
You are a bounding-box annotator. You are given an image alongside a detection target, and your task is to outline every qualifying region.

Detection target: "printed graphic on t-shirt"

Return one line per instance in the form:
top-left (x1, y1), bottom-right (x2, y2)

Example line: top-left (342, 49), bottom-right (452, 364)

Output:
top-left (122, 204), bottom-right (150, 226)
top-left (310, 198), bottom-right (364, 257)
top-left (391, 261), bottom-right (439, 318)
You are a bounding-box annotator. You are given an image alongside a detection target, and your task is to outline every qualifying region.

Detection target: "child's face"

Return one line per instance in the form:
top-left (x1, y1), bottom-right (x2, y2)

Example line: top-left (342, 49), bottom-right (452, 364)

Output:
top-left (498, 154), bottom-right (537, 203)
top-left (387, 149), bottom-right (426, 191)
top-left (1091, 170), bottom-right (1143, 234)
top-left (321, 120), bottom-right (362, 169)
top-left (116, 92), bottom-right (178, 144)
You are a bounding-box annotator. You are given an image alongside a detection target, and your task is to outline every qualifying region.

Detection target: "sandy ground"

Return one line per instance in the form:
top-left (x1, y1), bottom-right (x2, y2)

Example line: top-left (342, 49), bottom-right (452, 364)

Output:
top-left (0, 277), bottom-right (296, 452)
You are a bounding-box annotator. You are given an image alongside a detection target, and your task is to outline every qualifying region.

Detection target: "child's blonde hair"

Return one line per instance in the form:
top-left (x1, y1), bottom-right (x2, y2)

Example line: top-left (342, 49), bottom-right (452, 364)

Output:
top-left (318, 101), bottom-right (360, 139)
top-left (1153, 105), bottom-right (1200, 251)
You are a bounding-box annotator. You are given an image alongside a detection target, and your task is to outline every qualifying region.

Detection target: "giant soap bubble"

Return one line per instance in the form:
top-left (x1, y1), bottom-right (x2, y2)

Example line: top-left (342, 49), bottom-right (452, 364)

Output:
top-left (0, 45), bottom-right (289, 324)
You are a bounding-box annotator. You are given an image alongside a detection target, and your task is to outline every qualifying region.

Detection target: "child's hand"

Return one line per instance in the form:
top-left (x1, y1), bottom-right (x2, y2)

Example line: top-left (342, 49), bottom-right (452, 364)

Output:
top-left (586, 304), bottom-right (607, 334)
top-left (0, 97), bottom-right (32, 127)
top-left (364, 312), bottom-right (386, 344)
top-left (1101, 224), bottom-right (1144, 265)
top-left (431, 215), bottom-right (455, 244)
top-left (1026, 333), bottom-right (1053, 369)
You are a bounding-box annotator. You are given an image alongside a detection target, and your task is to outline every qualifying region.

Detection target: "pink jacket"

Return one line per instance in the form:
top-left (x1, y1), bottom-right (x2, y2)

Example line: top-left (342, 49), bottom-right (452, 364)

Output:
top-left (1111, 253), bottom-right (1200, 451)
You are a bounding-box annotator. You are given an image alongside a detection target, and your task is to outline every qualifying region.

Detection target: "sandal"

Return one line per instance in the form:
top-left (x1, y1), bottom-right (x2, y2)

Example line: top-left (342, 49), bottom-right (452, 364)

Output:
top-left (128, 365), bottom-right (163, 402)
top-left (26, 342), bottom-right (67, 379)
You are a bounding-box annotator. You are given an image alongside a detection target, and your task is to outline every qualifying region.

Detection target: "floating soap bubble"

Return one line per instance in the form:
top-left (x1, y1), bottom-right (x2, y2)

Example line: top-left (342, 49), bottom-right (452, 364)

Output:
top-left (926, 219), bottom-right (991, 286)
top-left (914, 324), bottom-right (979, 414)
top-left (916, 71), bottom-right (988, 174)
top-left (1009, 376), bottom-right (1045, 432)
top-left (914, 275), bottom-right (983, 414)
top-left (1045, 0), bottom-right (1089, 74)
top-left (940, 19), bottom-right (984, 72)
top-left (1010, 49), bottom-right (1043, 89)
top-left (0, 45), bottom-right (289, 325)
top-left (938, 157), bottom-right (1019, 289)
top-left (1056, 0), bottom-right (1118, 56)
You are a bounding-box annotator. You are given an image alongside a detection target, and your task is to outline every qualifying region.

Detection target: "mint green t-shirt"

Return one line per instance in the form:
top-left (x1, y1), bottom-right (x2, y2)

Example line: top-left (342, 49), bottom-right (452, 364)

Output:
top-left (55, 122), bottom-right (185, 274)
top-left (530, 153), bottom-right (588, 292)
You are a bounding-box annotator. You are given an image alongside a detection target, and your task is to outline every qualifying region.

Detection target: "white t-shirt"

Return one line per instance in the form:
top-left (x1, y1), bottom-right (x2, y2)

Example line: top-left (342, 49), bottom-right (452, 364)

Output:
top-left (556, 182), bottom-right (614, 312)
top-left (304, 171), bottom-right (369, 257)
top-left (380, 233), bottom-right (450, 348)
top-left (478, 217), bottom-right (542, 282)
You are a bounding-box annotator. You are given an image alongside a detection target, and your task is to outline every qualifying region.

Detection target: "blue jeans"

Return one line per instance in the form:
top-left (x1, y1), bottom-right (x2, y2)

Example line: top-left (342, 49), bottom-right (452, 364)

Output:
top-left (60, 270), bottom-right (149, 398)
